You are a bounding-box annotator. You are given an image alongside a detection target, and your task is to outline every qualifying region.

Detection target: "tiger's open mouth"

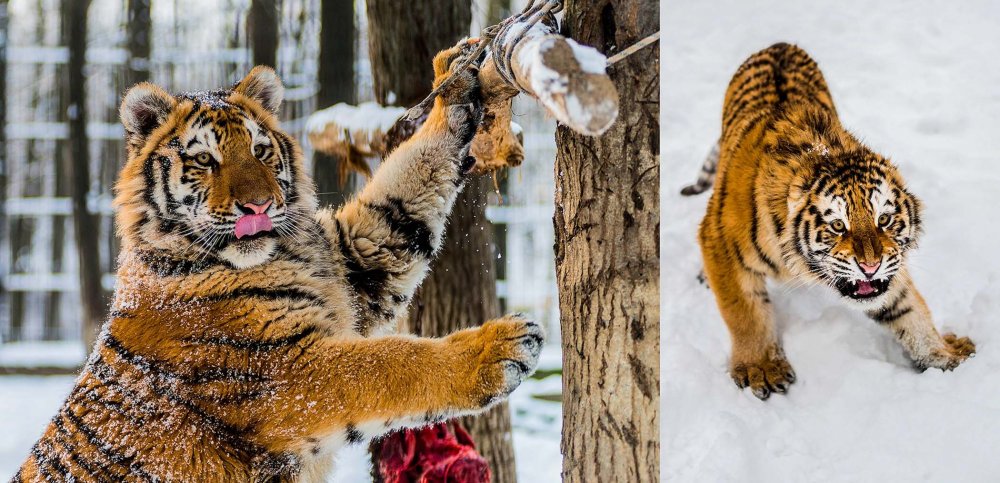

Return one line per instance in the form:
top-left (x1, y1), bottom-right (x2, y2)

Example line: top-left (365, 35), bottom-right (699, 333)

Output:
top-left (834, 277), bottom-right (891, 300)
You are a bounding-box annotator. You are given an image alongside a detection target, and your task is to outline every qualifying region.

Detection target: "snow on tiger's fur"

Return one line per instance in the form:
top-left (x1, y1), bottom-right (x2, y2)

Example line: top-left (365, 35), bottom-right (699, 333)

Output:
top-left (14, 42), bottom-right (543, 482)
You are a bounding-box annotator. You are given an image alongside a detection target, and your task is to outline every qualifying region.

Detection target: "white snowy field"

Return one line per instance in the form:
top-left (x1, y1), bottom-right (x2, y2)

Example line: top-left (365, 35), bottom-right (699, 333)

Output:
top-left (663, 1), bottom-right (1000, 482)
top-left (0, 347), bottom-right (562, 482)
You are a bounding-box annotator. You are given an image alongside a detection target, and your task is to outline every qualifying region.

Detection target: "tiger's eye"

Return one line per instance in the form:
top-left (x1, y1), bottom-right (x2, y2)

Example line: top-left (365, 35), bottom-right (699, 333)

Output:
top-left (878, 213), bottom-right (891, 227)
top-left (196, 152), bottom-right (213, 166)
top-left (254, 145), bottom-right (267, 159)
top-left (831, 219), bottom-right (846, 232)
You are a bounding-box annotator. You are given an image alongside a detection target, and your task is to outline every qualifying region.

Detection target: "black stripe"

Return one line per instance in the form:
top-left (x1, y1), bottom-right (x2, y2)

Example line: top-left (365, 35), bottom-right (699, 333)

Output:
top-left (198, 286), bottom-right (324, 305)
top-left (868, 288), bottom-right (911, 324)
top-left (345, 424), bottom-right (364, 445)
top-left (336, 219), bottom-right (391, 298)
top-left (366, 197), bottom-right (435, 258)
top-left (100, 336), bottom-right (265, 457)
top-left (60, 409), bottom-right (156, 482)
top-left (182, 325), bottom-right (317, 353)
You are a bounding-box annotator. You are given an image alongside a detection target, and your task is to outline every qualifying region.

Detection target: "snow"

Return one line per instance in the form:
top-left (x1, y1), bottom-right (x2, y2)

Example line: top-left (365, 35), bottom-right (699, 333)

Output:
top-left (503, 18), bottom-right (615, 135)
top-left (663, 1), bottom-right (1000, 482)
top-left (305, 102), bottom-right (404, 137)
top-left (0, 341), bottom-right (85, 368)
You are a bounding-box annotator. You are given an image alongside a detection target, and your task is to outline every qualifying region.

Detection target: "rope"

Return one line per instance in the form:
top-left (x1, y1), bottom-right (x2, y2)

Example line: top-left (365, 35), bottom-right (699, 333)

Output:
top-left (400, 0), bottom-right (658, 122)
top-left (401, 0), bottom-right (563, 122)
top-left (607, 31), bottom-right (660, 66)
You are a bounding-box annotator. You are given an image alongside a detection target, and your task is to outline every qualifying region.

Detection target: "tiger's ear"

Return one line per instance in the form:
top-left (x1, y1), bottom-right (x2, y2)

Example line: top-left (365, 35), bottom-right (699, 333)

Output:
top-left (233, 66), bottom-right (284, 114)
top-left (120, 83), bottom-right (176, 145)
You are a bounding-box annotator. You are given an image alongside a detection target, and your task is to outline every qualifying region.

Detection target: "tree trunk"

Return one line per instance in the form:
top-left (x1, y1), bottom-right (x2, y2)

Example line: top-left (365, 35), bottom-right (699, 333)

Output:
top-left (313, 0), bottom-right (355, 209)
top-left (64, 0), bottom-right (105, 350)
top-left (249, 0), bottom-right (279, 68)
top-left (125, 0), bottom-right (151, 88)
top-left (0, 0), bottom-right (8, 339)
top-left (366, 1), bottom-right (520, 482)
top-left (554, 1), bottom-right (660, 482)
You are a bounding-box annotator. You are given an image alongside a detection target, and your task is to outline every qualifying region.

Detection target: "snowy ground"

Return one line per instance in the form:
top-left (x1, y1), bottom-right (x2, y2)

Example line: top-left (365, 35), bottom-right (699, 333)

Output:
top-left (0, 347), bottom-right (562, 481)
top-left (663, 1), bottom-right (1000, 482)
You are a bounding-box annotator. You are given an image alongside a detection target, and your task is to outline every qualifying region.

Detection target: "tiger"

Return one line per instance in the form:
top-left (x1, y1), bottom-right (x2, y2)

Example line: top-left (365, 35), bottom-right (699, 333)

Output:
top-left (682, 42), bottom-right (974, 400)
top-left (14, 40), bottom-right (543, 482)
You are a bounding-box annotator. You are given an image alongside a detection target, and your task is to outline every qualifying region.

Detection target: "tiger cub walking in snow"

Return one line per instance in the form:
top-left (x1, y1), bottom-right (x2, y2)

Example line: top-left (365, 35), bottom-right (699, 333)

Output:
top-left (683, 43), bottom-right (974, 400)
top-left (15, 41), bottom-right (542, 482)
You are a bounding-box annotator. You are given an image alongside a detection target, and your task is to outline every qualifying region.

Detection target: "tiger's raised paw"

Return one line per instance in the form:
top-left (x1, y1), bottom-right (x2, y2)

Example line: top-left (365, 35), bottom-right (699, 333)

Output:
top-left (450, 314), bottom-right (544, 408)
top-left (922, 333), bottom-right (975, 371)
top-left (731, 355), bottom-right (796, 400)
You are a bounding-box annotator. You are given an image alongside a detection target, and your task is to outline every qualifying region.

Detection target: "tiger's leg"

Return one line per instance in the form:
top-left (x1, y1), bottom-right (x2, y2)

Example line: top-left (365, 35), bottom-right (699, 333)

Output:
top-left (702, 238), bottom-right (795, 400)
top-left (318, 41), bottom-right (481, 334)
top-left (251, 314), bottom-right (543, 460)
top-left (867, 273), bottom-right (975, 370)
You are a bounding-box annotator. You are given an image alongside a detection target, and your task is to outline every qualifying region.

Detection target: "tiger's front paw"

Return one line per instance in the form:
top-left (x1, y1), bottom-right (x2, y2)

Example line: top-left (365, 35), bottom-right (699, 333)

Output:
top-left (730, 352), bottom-right (796, 400)
top-left (451, 314), bottom-right (544, 408)
top-left (922, 333), bottom-right (975, 371)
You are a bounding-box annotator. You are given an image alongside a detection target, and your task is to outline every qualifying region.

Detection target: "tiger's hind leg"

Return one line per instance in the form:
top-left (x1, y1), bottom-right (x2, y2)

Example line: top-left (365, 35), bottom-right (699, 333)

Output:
top-left (701, 236), bottom-right (795, 400)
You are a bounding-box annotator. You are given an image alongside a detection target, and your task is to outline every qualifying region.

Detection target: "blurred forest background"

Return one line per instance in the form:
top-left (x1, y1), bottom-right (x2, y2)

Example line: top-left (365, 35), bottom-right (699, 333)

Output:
top-left (0, 0), bottom-right (559, 351)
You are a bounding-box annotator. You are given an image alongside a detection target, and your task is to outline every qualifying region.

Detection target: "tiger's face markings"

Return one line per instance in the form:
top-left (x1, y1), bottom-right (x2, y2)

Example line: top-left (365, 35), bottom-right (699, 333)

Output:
top-left (795, 166), bottom-right (921, 302)
top-left (115, 67), bottom-right (316, 269)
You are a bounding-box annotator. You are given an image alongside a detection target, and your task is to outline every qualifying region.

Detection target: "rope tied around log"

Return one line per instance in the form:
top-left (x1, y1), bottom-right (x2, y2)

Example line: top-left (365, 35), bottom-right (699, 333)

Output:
top-left (400, 0), bottom-right (658, 127)
top-left (401, 0), bottom-right (563, 122)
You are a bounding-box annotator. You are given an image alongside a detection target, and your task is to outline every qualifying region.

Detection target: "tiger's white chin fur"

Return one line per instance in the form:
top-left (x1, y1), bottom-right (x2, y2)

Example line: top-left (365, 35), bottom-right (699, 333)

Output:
top-left (218, 237), bottom-right (278, 269)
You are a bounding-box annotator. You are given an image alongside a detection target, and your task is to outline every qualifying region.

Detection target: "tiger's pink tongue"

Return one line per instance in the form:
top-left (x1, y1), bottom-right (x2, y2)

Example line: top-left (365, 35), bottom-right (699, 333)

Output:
top-left (856, 280), bottom-right (875, 296)
top-left (235, 214), bottom-right (273, 239)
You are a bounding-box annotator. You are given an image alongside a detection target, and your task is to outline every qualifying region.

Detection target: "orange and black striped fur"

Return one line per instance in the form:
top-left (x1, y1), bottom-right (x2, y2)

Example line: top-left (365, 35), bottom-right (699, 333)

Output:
top-left (15, 42), bottom-right (543, 481)
top-left (683, 43), bottom-right (974, 400)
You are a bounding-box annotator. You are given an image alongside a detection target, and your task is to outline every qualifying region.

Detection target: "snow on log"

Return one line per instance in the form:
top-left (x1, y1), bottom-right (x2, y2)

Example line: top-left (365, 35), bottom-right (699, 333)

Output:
top-left (306, 102), bottom-right (406, 176)
top-left (480, 16), bottom-right (619, 136)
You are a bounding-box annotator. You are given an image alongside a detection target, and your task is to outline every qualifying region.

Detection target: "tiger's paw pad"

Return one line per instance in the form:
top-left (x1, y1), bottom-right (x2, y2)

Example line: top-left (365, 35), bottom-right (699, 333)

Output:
top-left (731, 356), bottom-right (796, 400)
top-left (476, 314), bottom-right (545, 404)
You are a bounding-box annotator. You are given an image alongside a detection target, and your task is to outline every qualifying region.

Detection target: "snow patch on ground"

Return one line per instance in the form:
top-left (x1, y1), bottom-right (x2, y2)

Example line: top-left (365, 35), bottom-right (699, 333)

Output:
top-left (663, 1), bottom-right (1000, 482)
top-left (0, 341), bottom-right (85, 368)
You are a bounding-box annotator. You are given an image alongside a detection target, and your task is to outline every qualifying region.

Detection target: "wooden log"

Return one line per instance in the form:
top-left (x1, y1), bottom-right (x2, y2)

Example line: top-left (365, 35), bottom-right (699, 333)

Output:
top-left (479, 12), bottom-right (619, 136)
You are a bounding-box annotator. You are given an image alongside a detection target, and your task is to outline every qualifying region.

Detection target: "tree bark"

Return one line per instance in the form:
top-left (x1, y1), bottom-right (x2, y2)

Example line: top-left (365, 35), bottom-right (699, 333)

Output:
top-left (554, 0), bottom-right (660, 482)
top-left (313, 0), bottom-right (355, 209)
top-left (0, 0), bottom-right (8, 338)
top-left (125, 0), bottom-right (151, 88)
top-left (366, 1), bottom-right (520, 482)
top-left (249, 0), bottom-right (279, 68)
top-left (64, 0), bottom-right (105, 350)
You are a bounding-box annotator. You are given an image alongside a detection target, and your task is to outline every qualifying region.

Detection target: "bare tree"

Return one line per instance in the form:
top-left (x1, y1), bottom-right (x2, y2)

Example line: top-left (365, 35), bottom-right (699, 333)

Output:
top-left (312, 0), bottom-right (355, 208)
top-left (63, 0), bottom-right (105, 350)
top-left (366, 0), bottom-right (520, 481)
top-left (249, 0), bottom-right (279, 68)
top-left (125, 0), bottom-right (151, 88)
top-left (554, 0), bottom-right (660, 481)
top-left (0, 0), bottom-right (8, 337)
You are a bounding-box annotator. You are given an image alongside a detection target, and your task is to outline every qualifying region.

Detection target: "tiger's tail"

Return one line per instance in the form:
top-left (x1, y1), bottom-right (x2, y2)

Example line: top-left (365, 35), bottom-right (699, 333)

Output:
top-left (680, 141), bottom-right (720, 196)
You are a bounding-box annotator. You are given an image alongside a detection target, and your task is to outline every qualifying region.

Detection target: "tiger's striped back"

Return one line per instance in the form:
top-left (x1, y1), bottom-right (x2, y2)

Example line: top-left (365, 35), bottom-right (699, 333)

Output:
top-left (722, 42), bottom-right (836, 141)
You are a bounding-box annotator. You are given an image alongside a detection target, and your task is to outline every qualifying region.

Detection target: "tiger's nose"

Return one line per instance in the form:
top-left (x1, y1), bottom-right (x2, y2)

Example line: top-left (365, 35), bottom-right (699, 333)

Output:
top-left (858, 260), bottom-right (881, 277)
top-left (237, 199), bottom-right (272, 215)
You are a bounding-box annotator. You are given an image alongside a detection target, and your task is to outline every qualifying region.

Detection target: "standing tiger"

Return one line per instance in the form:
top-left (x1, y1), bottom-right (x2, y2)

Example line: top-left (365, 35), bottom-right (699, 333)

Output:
top-left (683, 43), bottom-right (974, 400)
top-left (14, 41), bottom-right (543, 482)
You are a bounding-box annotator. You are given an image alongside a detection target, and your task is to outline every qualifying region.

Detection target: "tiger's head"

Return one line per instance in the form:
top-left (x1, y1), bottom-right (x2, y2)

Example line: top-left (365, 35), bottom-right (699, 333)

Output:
top-left (789, 148), bottom-right (922, 302)
top-left (114, 67), bottom-right (316, 269)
